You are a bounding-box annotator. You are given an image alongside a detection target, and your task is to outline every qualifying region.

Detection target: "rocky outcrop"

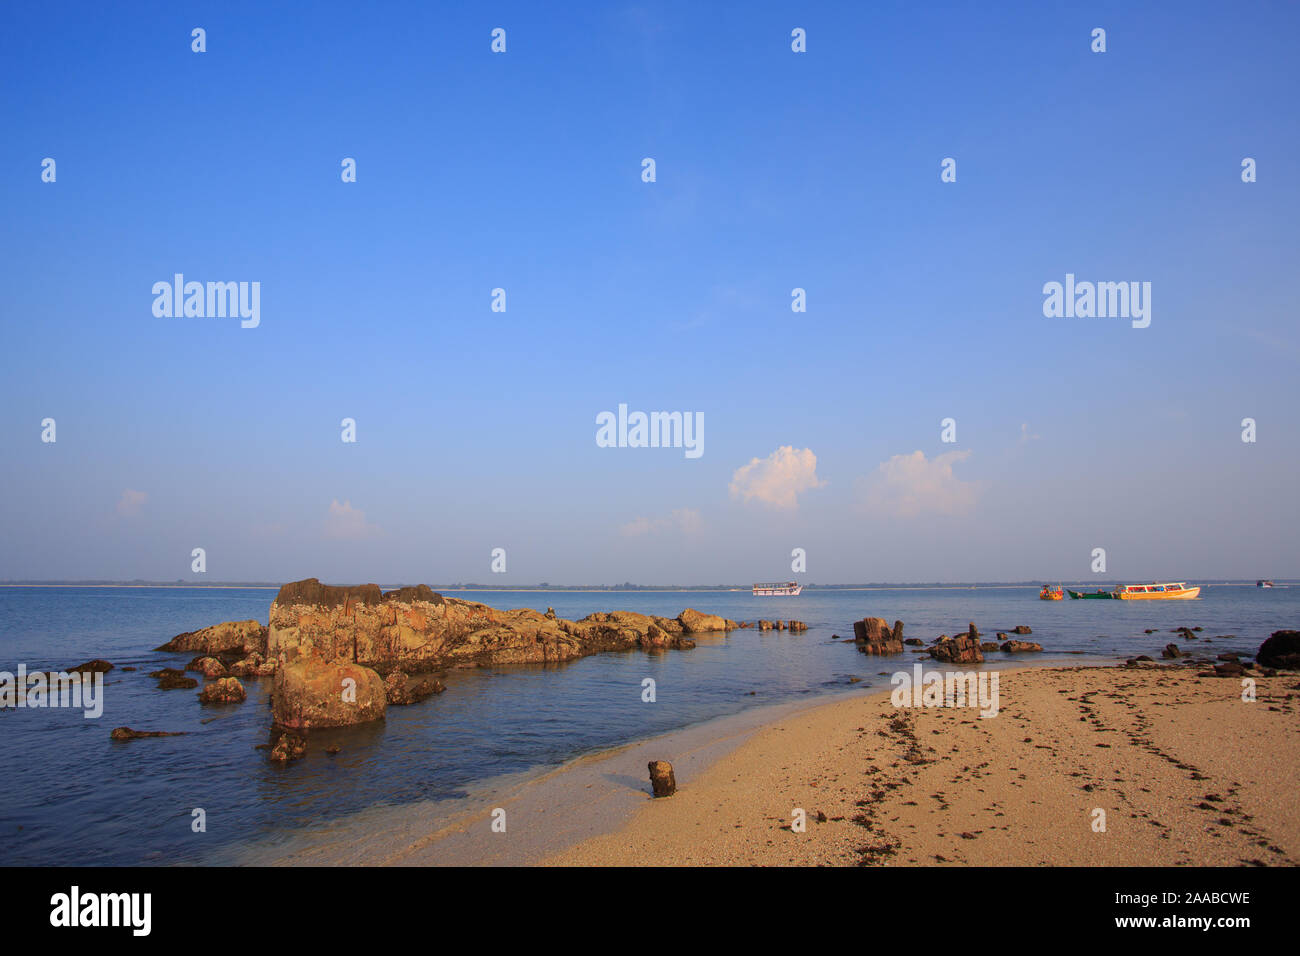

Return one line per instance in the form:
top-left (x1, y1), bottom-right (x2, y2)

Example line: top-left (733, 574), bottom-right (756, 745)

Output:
top-left (854, 618), bottom-right (903, 655)
top-left (1257, 630), bottom-right (1300, 669)
top-left (156, 620), bottom-right (268, 656)
top-left (788, 621), bottom-right (807, 632)
top-left (68, 659), bottom-right (113, 674)
top-left (1011, 625), bottom-right (1032, 635)
top-left (156, 579), bottom-right (724, 733)
top-left (929, 625), bottom-right (984, 664)
top-left (1161, 643), bottom-right (1182, 659)
top-left (272, 659), bottom-right (386, 730)
top-left (198, 677), bottom-right (246, 704)
top-left (267, 579), bottom-right (701, 674)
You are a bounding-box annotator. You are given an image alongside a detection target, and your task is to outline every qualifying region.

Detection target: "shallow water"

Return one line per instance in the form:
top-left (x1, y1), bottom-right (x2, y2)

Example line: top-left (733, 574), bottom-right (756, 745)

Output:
top-left (0, 583), bottom-right (1293, 865)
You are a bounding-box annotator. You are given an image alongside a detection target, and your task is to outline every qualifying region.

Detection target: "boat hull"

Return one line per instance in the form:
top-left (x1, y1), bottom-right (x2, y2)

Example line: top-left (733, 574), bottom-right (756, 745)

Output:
top-left (1116, 586), bottom-right (1200, 601)
top-left (1068, 590), bottom-right (1117, 600)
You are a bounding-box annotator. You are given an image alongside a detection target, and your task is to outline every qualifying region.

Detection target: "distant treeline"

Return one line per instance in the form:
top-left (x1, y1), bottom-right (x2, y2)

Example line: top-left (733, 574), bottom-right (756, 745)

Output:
top-left (0, 580), bottom-right (1283, 590)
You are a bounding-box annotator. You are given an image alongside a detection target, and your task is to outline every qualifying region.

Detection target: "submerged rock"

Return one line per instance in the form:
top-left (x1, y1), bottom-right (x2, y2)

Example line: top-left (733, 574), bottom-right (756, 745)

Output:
top-left (155, 671), bottom-right (198, 690)
top-left (1011, 625), bottom-right (1032, 635)
top-left (68, 659), bottom-right (114, 674)
top-left (268, 728), bottom-right (307, 764)
top-left (110, 727), bottom-right (187, 740)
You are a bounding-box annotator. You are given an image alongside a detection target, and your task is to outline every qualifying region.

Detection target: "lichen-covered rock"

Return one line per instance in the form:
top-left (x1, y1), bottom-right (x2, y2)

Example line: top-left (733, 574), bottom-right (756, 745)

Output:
top-left (198, 677), bottom-right (246, 704)
top-left (383, 670), bottom-right (446, 705)
top-left (156, 619), bottom-right (268, 656)
top-left (677, 608), bottom-right (734, 633)
top-left (186, 656), bottom-right (228, 679)
top-left (272, 659), bottom-right (385, 729)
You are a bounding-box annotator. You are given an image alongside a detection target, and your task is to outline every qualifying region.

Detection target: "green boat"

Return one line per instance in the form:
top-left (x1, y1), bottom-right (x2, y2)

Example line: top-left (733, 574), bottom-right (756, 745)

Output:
top-left (1067, 588), bottom-right (1117, 600)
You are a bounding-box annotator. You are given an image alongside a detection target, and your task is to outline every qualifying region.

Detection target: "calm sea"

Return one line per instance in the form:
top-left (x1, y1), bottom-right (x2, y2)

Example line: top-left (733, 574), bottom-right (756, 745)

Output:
top-left (0, 583), bottom-right (1294, 865)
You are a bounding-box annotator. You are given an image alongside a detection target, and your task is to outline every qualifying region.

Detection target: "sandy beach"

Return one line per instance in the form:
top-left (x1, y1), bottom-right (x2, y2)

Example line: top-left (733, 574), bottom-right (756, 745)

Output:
top-left (544, 664), bottom-right (1299, 866)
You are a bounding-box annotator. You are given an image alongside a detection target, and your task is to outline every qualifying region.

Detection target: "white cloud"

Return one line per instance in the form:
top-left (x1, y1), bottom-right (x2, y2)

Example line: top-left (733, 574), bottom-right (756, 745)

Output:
top-left (620, 508), bottom-right (703, 537)
top-left (324, 499), bottom-right (381, 540)
top-left (856, 450), bottom-right (978, 518)
top-left (116, 489), bottom-right (147, 517)
top-left (729, 446), bottom-right (825, 509)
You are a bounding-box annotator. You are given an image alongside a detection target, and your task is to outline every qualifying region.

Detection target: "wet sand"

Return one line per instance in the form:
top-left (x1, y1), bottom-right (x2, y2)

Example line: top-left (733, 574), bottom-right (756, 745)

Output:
top-left (545, 665), bottom-right (1300, 866)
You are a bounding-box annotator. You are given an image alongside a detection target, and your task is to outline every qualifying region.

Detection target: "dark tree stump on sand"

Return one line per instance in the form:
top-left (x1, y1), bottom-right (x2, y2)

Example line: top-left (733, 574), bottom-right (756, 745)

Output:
top-left (649, 760), bottom-right (677, 797)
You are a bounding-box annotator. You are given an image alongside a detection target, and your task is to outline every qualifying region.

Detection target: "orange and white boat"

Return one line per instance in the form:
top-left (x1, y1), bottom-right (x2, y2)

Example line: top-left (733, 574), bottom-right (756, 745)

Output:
top-left (1114, 582), bottom-right (1200, 600)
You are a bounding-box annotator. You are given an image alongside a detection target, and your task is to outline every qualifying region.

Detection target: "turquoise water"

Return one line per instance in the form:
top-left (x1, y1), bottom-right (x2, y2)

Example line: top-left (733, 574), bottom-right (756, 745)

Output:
top-left (0, 584), bottom-right (1294, 865)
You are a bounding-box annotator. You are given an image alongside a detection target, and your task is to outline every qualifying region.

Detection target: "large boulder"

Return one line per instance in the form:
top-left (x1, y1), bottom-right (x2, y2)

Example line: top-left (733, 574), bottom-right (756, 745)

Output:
top-left (272, 659), bottom-right (386, 730)
top-left (1257, 630), bottom-right (1300, 670)
top-left (156, 620), bottom-right (268, 656)
top-left (854, 618), bottom-right (903, 655)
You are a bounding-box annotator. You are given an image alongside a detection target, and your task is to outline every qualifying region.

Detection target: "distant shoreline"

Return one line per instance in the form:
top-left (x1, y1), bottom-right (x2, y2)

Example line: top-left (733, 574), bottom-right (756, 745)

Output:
top-left (0, 582), bottom-right (1285, 591)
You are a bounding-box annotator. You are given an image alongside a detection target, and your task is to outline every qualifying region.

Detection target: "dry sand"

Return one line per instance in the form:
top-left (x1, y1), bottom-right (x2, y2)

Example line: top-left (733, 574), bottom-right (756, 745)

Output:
top-left (543, 665), bottom-right (1299, 866)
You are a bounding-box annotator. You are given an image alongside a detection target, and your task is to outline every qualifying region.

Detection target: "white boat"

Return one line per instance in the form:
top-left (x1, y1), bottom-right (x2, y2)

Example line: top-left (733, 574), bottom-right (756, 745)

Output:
top-left (752, 582), bottom-right (802, 597)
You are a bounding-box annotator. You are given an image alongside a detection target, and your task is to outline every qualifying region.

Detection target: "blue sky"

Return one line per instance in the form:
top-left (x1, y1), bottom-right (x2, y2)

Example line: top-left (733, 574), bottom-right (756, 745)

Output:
top-left (2, 1), bottom-right (1297, 584)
